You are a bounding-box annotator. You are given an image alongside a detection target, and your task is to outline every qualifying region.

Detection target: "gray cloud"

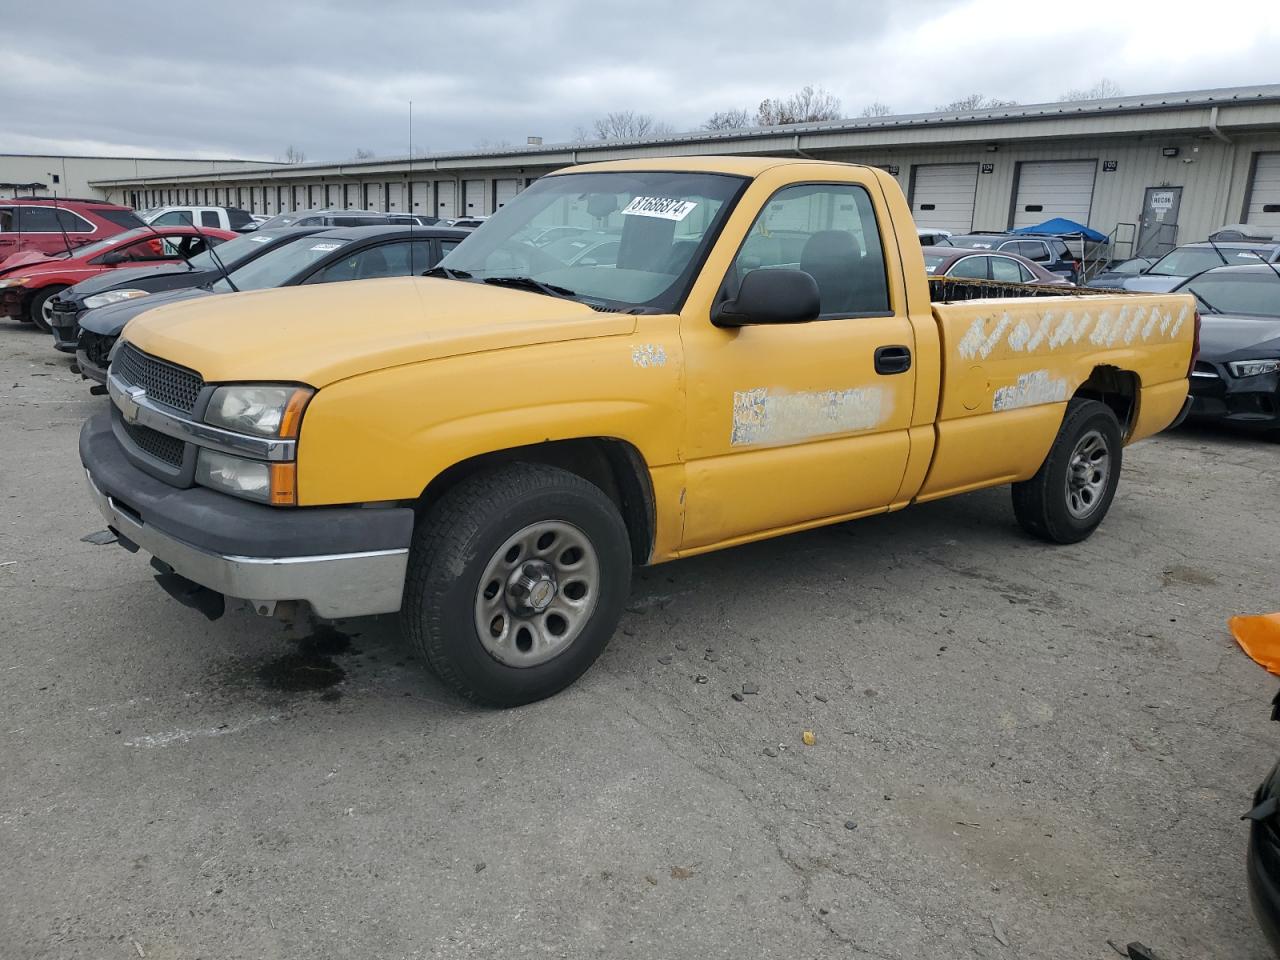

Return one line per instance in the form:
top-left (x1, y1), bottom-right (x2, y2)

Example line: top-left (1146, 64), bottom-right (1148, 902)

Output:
top-left (2, 0), bottom-right (1276, 161)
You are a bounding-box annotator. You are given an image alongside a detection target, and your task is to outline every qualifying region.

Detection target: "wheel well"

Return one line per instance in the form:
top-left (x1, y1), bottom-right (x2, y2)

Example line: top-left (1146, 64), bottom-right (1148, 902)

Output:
top-left (1074, 365), bottom-right (1139, 436)
top-left (417, 439), bottom-right (656, 564)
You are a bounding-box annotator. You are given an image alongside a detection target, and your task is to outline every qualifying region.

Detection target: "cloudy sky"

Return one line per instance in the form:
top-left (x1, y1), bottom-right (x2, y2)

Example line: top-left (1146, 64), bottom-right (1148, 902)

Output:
top-left (4, 0), bottom-right (1276, 163)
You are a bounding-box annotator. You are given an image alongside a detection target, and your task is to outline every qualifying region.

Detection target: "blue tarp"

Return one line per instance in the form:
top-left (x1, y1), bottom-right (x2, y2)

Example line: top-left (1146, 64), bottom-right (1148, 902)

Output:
top-left (1011, 218), bottom-right (1108, 243)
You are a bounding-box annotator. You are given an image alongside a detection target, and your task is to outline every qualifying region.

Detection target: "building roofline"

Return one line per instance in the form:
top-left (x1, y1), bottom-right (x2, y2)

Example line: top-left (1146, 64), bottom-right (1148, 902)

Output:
top-left (89, 82), bottom-right (1280, 187)
top-left (0, 152), bottom-right (280, 163)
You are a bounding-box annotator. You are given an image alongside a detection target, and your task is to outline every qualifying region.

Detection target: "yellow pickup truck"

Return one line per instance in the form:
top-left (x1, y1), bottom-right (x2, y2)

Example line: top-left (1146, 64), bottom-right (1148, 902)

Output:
top-left (80, 157), bottom-right (1198, 705)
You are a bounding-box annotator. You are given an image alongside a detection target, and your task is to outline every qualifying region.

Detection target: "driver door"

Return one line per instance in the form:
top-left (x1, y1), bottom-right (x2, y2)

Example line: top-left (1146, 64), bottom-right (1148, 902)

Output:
top-left (679, 178), bottom-right (918, 551)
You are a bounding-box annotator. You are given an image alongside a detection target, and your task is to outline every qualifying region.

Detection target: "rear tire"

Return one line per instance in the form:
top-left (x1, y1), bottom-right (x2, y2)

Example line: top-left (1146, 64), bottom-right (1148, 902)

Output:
top-left (401, 463), bottom-right (632, 707)
top-left (1012, 398), bottom-right (1123, 544)
top-left (28, 286), bottom-right (66, 333)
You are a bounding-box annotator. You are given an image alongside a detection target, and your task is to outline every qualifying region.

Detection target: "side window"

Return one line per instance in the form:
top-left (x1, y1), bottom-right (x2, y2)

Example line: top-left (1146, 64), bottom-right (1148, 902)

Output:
top-left (990, 256), bottom-right (1024, 283)
top-left (16, 207), bottom-right (63, 232)
top-left (1007, 240), bottom-right (1049, 262)
top-left (726, 182), bottom-right (889, 317)
top-left (1051, 239), bottom-right (1072, 260)
top-left (151, 210), bottom-right (192, 226)
top-left (56, 210), bottom-right (94, 233)
top-left (0, 207), bottom-right (14, 232)
top-left (199, 211), bottom-right (221, 228)
top-left (121, 237), bottom-right (171, 261)
top-left (404, 239), bottom-right (436, 273)
top-left (439, 240), bottom-right (461, 258)
top-left (948, 255), bottom-right (989, 279)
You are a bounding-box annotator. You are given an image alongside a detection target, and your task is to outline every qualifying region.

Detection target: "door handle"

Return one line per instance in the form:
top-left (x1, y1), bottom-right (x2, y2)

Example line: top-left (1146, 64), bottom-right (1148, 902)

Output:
top-left (874, 345), bottom-right (912, 375)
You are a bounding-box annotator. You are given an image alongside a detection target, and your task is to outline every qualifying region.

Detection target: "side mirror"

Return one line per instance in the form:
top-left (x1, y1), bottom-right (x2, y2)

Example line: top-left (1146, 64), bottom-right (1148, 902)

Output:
top-left (100, 250), bottom-right (128, 265)
top-left (714, 268), bottom-right (820, 327)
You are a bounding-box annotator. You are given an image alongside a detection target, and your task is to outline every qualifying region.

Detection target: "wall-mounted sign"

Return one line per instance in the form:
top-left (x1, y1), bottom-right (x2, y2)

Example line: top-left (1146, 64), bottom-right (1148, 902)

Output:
top-left (1103, 160), bottom-right (1118, 172)
top-left (981, 163), bottom-right (994, 174)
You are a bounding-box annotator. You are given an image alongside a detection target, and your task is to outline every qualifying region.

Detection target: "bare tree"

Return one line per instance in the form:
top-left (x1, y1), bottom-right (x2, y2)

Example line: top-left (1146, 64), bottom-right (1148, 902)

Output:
top-left (858, 102), bottom-right (893, 118)
top-left (1059, 78), bottom-right (1123, 102)
top-left (756, 85), bottom-right (843, 126)
top-left (280, 144), bottom-right (306, 164)
top-left (590, 110), bottom-right (673, 140)
top-left (352, 147), bottom-right (375, 160)
top-left (935, 93), bottom-right (1018, 112)
top-left (703, 108), bottom-right (753, 130)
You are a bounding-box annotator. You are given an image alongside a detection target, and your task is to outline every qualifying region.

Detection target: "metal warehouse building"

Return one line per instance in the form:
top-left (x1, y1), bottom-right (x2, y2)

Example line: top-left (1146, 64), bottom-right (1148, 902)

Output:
top-left (88, 84), bottom-right (1280, 259)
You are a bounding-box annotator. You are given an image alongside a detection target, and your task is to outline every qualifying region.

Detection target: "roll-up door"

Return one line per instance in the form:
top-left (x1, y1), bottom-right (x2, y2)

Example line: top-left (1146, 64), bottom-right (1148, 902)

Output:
top-left (409, 180), bottom-right (433, 215)
top-left (494, 178), bottom-right (520, 209)
top-left (437, 181), bottom-right (457, 219)
top-left (1245, 153), bottom-right (1280, 227)
top-left (909, 164), bottom-right (978, 234)
top-left (1011, 160), bottom-right (1097, 229)
top-left (462, 179), bottom-right (485, 215)
top-left (386, 182), bottom-right (403, 211)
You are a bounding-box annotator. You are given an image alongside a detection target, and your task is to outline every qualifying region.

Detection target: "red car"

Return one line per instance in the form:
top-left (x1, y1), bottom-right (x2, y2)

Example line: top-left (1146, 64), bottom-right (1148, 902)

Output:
top-left (0, 225), bottom-right (237, 331)
top-left (0, 197), bottom-right (143, 261)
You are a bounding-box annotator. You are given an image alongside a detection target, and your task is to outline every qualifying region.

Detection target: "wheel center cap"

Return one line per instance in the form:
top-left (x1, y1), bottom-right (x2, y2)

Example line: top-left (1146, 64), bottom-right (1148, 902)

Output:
top-left (528, 579), bottom-right (556, 611)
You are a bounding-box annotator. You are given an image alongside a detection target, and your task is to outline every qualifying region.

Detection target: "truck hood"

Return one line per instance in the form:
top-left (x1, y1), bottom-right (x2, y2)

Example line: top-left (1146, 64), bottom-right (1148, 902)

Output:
top-left (67, 263), bottom-right (197, 298)
top-left (1197, 315), bottom-right (1280, 360)
top-left (120, 276), bottom-right (637, 386)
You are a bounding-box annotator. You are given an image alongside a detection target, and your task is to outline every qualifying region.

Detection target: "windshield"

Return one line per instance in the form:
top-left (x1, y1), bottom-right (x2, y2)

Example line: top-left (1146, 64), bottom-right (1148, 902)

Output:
top-left (186, 231), bottom-right (290, 271)
top-left (437, 170), bottom-right (748, 311)
top-left (1178, 273), bottom-right (1280, 318)
top-left (922, 254), bottom-right (947, 273)
top-left (63, 228), bottom-right (152, 260)
top-left (1149, 246), bottom-right (1270, 277)
top-left (256, 212), bottom-right (305, 230)
top-left (211, 236), bottom-right (349, 292)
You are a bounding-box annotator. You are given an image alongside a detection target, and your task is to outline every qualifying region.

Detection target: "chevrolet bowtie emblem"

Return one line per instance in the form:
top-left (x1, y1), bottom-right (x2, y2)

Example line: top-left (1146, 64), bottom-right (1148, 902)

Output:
top-left (120, 385), bottom-right (146, 423)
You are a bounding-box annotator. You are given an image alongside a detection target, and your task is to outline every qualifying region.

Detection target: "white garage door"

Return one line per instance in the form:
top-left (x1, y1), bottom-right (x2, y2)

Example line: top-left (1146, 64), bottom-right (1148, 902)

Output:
top-left (408, 180), bottom-right (432, 215)
top-left (437, 181), bottom-right (457, 219)
top-left (910, 164), bottom-right (978, 234)
top-left (364, 182), bottom-right (384, 212)
top-left (386, 182), bottom-right (404, 212)
top-left (1245, 152), bottom-right (1280, 227)
top-left (494, 178), bottom-right (520, 209)
top-left (1012, 160), bottom-right (1097, 228)
top-left (462, 179), bottom-right (486, 215)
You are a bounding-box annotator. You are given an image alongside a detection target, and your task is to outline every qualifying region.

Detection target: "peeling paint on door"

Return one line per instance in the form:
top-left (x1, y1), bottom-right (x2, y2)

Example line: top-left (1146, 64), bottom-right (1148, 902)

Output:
top-left (730, 385), bottom-right (890, 446)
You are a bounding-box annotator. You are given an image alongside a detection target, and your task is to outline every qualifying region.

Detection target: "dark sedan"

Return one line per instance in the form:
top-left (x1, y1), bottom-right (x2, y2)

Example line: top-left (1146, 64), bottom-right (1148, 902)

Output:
top-left (921, 245), bottom-right (1072, 285)
top-left (48, 227), bottom-right (327, 352)
top-left (1182, 264), bottom-right (1280, 434)
top-left (76, 225), bottom-right (468, 385)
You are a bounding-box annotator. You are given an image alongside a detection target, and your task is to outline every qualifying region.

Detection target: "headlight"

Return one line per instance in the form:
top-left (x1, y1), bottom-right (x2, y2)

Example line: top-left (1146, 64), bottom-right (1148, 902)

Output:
top-left (0, 277), bottom-right (30, 289)
top-left (204, 384), bottom-right (312, 438)
top-left (1227, 359), bottom-right (1280, 378)
top-left (195, 449), bottom-right (296, 505)
top-left (84, 289), bottom-right (151, 309)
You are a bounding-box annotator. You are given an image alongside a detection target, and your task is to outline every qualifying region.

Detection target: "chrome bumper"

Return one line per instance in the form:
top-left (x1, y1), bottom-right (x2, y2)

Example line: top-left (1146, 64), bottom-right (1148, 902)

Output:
top-left (85, 470), bottom-right (408, 619)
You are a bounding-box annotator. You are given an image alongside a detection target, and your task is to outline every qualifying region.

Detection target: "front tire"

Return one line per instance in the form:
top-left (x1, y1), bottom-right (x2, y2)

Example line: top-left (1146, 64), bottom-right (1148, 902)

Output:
top-left (402, 463), bottom-right (632, 707)
top-left (28, 286), bottom-right (66, 333)
top-left (1012, 398), bottom-right (1123, 544)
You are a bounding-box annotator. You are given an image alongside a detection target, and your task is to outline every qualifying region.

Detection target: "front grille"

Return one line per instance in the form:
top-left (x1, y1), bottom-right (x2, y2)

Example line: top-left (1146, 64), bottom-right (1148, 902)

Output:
top-left (113, 342), bottom-right (203, 413)
top-left (121, 418), bottom-right (184, 467)
top-left (81, 332), bottom-right (116, 369)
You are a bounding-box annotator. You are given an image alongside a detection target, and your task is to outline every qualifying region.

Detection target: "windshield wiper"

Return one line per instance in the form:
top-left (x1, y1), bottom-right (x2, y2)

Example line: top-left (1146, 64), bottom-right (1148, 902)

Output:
top-left (422, 265), bottom-right (472, 280)
top-left (481, 275), bottom-right (578, 300)
top-left (1190, 289), bottom-right (1221, 314)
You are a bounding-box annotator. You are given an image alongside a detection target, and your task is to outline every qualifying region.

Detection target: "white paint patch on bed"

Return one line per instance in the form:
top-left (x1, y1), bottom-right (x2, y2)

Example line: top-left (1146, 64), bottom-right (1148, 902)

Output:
top-left (730, 385), bottom-right (890, 446)
top-left (631, 344), bottom-right (667, 368)
top-left (957, 313), bottom-right (1013, 360)
top-left (1170, 302), bottom-right (1190, 338)
top-left (1024, 314), bottom-right (1054, 351)
top-left (992, 369), bottom-right (1069, 412)
top-left (1141, 307), bottom-right (1161, 341)
top-left (1008, 319), bottom-right (1032, 351)
top-left (1090, 309), bottom-right (1113, 346)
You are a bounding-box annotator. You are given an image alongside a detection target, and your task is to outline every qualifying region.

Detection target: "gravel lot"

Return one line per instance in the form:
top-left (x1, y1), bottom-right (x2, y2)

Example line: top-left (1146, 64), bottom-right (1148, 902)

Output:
top-left (3, 318), bottom-right (1278, 960)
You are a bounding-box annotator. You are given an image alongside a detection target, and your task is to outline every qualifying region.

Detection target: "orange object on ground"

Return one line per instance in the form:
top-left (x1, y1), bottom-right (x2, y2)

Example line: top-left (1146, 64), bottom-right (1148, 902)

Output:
top-left (1230, 613), bottom-right (1280, 676)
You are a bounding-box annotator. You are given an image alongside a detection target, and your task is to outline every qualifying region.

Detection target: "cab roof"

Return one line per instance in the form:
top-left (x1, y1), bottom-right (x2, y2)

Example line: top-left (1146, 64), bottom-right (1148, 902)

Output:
top-left (550, 155), bottom-right (875, 178)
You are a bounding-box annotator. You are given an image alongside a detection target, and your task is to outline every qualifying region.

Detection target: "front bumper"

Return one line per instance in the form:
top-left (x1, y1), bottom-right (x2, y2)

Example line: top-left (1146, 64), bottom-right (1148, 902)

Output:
top-left (48, 302), bottom-right (83, 352)
top-left (1189, 362), bottom-right (1280, 429)
top-left (80, 413), bottom-right (414, 619)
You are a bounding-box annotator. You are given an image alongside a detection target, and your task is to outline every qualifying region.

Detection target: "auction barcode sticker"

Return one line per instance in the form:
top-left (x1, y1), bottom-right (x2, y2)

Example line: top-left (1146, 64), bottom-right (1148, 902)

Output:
top-left (621, 197), bottom-right (698, 221)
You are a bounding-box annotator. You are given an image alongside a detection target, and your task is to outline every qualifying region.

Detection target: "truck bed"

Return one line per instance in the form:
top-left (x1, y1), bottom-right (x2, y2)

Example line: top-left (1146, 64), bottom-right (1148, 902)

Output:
top-left (929, 276), bottom-right (1129, 302)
